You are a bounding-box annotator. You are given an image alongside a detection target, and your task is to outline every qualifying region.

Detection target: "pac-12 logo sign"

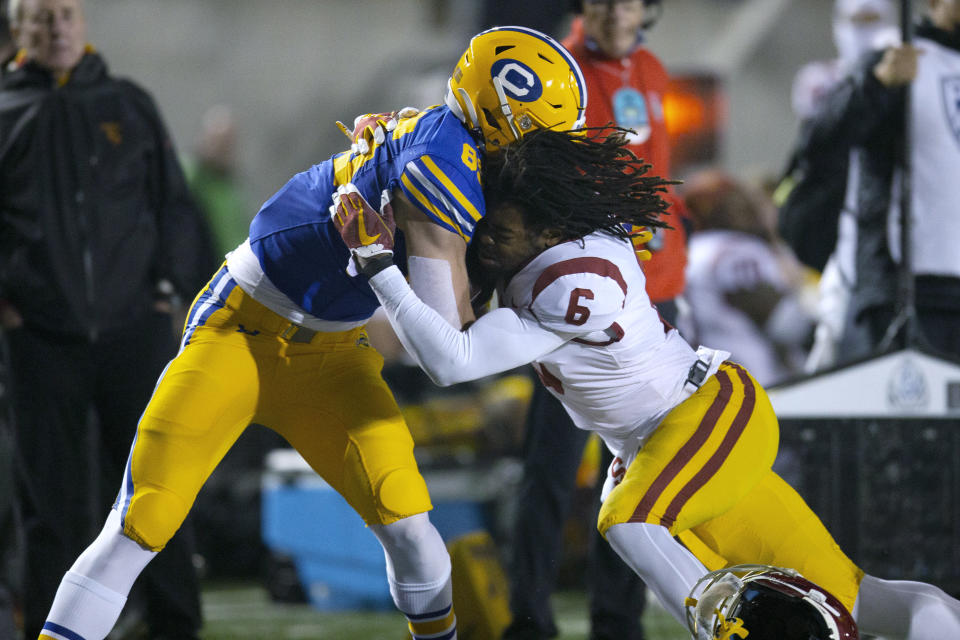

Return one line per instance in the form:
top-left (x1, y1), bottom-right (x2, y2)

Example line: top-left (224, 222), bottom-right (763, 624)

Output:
top-left (613, 87), bottom-right (651, 144)
top-left (490, 59), bottom-right (543, 102)
top-left (944, 76), bottom-right (960, 149)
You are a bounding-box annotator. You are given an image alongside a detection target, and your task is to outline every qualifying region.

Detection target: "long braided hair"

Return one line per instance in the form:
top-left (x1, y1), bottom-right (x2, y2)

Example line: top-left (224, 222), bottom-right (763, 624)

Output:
top-left (481, 126), bottom-right (676, 241)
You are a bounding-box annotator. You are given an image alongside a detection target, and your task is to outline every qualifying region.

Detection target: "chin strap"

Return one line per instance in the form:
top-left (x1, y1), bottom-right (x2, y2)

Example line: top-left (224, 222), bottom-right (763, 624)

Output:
top-left (444, 79), bottom-right (480, 132)
top-left (491, 76), bottom-right (522, 141)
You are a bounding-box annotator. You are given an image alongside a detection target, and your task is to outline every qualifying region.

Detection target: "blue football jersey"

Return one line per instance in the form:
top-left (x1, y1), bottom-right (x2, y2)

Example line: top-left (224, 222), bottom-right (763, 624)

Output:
top-left (245, 106), bottom-right (484, 324)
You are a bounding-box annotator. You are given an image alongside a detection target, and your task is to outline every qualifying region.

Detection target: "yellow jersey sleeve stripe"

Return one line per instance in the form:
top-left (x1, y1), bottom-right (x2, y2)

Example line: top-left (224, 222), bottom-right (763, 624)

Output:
top-left (391, 107), bottom-right (434, 140)
top-left (420, 155), bottom-right (483, 223)
top-left (404, 161), bottom-right (475, 236)
top-left (332, 150), bottom-right (378, 187)
top-left (400, 174), bottom-right (468, 242)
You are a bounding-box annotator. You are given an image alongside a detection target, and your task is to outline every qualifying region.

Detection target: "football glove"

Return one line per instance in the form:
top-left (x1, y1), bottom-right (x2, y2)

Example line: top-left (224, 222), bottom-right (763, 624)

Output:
top-left (627, 225), bottom-right (654, 262)
top-left (335, 107), bottom-right (420, 155)
top-left (330, 183), bottom-right (396, 277)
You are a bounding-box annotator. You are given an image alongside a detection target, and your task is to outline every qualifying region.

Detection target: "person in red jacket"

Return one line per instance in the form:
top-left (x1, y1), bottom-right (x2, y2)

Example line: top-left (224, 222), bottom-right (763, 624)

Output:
top-left (563, 0), bottom-right (687, 316)
top-left (502, 2), bottom-right (686, 639)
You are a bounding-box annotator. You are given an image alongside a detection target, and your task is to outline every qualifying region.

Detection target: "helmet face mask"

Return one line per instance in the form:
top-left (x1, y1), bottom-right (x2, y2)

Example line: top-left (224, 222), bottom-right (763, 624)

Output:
top-left (685, 565), bottom-right (860, 640)
top-left (446, 26), bottom-right (587, 153)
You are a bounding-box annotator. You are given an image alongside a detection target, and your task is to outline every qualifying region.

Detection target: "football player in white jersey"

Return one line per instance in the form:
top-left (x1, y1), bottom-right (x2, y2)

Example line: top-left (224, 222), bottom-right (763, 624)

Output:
top-left (333, 128), bottom-right (960, 640)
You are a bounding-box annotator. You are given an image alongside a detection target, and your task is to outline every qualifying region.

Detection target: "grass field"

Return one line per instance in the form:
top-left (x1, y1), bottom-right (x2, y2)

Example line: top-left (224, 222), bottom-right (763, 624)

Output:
top-left (199, 580), bottom-right (691, 640)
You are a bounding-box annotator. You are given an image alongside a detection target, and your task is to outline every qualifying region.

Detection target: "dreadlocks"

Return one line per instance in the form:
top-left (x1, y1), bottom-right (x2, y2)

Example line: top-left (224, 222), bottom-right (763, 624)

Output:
top-left (481, 126), bottom-right (677, 241)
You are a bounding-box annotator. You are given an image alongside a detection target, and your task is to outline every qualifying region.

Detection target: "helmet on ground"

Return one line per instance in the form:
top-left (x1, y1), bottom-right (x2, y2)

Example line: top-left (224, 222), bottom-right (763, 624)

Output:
top-left (685, 564), bottom-right (859, 640)
top-left (445, 25), bottom-right (587, 152)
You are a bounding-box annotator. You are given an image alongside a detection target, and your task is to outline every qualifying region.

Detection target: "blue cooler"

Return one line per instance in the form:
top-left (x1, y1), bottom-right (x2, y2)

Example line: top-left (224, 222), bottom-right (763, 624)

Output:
top-left (261, 450), bottom-right (517, 611)
top-left (261, 451), bottom-right (392, 610)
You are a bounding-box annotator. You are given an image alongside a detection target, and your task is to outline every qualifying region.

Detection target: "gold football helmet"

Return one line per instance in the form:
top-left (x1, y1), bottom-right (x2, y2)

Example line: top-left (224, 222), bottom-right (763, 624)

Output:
top-left (445, 26), bottom-right (587, 152)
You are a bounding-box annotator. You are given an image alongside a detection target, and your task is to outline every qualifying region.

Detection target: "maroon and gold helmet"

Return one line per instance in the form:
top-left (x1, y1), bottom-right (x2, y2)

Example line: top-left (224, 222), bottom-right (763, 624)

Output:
top-left (685, 564), bottom-right (859, 640)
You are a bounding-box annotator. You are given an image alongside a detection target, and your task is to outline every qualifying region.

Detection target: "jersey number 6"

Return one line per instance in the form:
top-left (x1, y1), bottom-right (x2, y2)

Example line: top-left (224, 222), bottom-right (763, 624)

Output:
top-left (565, 288), bottom-right (594, 326)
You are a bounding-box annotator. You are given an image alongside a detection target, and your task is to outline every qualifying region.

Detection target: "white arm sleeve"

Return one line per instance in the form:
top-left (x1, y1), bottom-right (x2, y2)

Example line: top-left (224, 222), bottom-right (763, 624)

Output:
top-left (369, 266), bottom-right (567, 386)
top-left (407, 256), bottom-right (459, 328)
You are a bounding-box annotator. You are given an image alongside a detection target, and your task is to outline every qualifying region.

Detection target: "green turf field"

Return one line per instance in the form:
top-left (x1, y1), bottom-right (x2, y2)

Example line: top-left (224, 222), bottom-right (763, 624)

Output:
top-left (199, 581), bottom-right (690, 639)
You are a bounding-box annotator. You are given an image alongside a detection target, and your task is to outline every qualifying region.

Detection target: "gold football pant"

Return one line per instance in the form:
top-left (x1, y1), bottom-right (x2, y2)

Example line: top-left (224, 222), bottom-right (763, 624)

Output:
top-left (114, 266), bottom-right (432, 552)
top-left (598, 362), bottom-right (864, 612)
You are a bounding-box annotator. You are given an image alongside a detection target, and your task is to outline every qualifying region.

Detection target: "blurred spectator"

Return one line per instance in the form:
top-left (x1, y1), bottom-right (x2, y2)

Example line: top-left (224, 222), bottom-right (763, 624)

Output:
top-left (680, 170), bottom-right (814, 386)
top-left (0, 0), bottom-right (209, 636)
top-left (0, 1), bottom-right (14, 69)
top-left (183, 104), bottom-right (251, 264)
top-left (799, 0), bottom-right (960, 361)
top-left (0, 8), bottom-right (19, 639)
top-left (790, 0), bottom-right (899, 125)
top-left (171, 106), bottom-right (254, 582)
top-left (776, 0), bottom-right (898, 371)
top-left (501, 2), bottom-right (686, 639)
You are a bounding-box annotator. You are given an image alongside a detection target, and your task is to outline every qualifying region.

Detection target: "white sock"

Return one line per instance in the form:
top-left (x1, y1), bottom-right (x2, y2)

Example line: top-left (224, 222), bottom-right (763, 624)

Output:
top-left (370, 513), bottom-right (456, 639)
top-left (72, 509), bottom-right (157, 593)
top-left (854, 573), bottom-right (960, 640)
top-left (41, 509), bottom-right (157, 640)
top-left (605, 522), bottom-right (709, 625)
top-left (40, 571), bottom-right (126, 640)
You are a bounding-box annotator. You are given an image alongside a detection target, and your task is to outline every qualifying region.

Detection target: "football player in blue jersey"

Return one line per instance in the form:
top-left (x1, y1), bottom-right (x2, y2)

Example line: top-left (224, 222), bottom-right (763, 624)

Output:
top-left (38, 26), bottom-right (586, 640)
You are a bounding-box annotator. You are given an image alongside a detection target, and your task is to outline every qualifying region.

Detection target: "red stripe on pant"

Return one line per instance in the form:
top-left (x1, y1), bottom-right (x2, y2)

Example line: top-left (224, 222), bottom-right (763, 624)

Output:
top-left (628, 368), bottom-right (734, 524)
top-left (660, 364), bottom-right (757, 528)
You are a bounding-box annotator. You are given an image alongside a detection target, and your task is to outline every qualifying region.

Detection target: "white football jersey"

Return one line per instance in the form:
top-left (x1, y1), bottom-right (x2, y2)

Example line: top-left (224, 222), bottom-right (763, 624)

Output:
top-left (500, 232), bottom-right (701, 457)
top-left (682, 229), bottom-right (805, 385)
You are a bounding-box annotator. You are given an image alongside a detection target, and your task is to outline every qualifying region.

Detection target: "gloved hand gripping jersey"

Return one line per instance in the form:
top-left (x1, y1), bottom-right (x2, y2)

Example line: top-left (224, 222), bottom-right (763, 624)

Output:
top-left (329, 183), bottom-right (396, 278)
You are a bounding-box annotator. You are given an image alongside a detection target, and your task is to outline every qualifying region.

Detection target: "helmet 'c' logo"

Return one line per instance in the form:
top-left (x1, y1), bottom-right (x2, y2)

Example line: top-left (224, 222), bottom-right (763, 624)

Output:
top-left (490, 59), bottom-right (543, 102)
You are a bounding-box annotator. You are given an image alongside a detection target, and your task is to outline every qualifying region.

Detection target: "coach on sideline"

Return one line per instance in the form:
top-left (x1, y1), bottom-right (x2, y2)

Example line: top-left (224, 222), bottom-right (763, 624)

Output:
top-left (0, 0), bottom-right (210, 636)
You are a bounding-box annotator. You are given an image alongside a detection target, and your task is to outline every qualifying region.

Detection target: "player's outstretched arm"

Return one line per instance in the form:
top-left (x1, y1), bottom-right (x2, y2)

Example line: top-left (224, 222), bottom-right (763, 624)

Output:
top-left (332, 181), bottom-right (565, 384)
top-left (391, 192), bottom-right (475, 329)
top-left (335, 110), bottom-right (476, 330)
top-left (367, 264), bottom-right (565, 386)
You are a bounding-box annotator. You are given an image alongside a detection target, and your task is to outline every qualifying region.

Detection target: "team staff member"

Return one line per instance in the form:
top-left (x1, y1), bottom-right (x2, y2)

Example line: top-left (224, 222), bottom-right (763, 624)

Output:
top-left (800, 0), bottom-right (960, 361)
top-left (564, 0), bottom-right (686, 317)
top-left (0, 0), bottom-right (209, 637)
top-left (503, 2), bottom-right (682, 637)
top-left (339, 127), bottom-right (960, 640)
top-left (37, 26), bottom-right (587, 640)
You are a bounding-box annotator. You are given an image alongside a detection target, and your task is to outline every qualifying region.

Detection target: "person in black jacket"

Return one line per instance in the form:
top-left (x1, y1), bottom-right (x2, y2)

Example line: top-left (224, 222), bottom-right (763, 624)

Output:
top-left (798, 0), bottom-right (960, 362)
top-left (776, 0), bottom-right (899, 372)
top-left (0, 0), bottom-right (209, 637)
top-left (0, 7), bottom-right (21, 640)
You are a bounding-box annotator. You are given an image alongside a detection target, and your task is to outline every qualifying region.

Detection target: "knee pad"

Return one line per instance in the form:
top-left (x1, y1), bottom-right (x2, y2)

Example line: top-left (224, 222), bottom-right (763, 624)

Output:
top-left (597, 497), bottom-right (629, 538)
top-left (377, 468), bottom-right (432, 519)
top-left (121, 487), bottom-right (191, 551)
top-left (342, 437), bottom-right (432, 525)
